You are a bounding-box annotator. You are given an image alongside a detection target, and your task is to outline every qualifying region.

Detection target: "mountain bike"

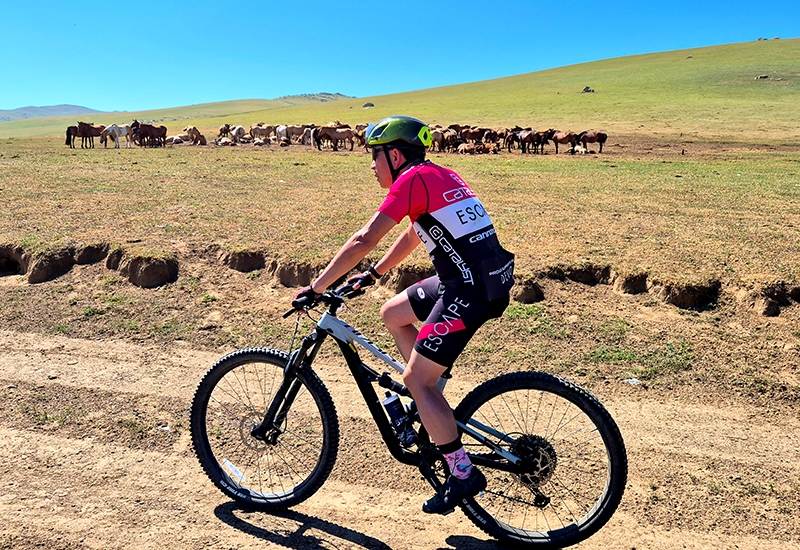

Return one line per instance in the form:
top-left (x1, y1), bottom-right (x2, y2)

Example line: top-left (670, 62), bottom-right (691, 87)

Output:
top-left (190, 283), bottom-right (627, 549)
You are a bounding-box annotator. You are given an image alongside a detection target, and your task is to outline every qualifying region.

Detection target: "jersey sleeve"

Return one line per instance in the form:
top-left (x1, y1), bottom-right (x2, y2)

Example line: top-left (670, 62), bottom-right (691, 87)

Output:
top-left (377, 169), bottom-right (428, 223)
top-left (377, 186), bottom-right (408, 223)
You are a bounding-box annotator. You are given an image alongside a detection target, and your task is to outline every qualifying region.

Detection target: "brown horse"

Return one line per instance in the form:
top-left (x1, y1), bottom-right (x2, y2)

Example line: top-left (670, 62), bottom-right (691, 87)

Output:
top-left (502, 128), bottom-right (520, 152)
top-left (519, 129), bottom-right (550, 154)
top-left (136, 123), bottom-right (168, 147)
top-left (447, 123), bottom-right (471, 137)
top-left (430, 129), bottom-right (445, 152)
top-left (65, 126), bottom-right (78, 148)
top-left (577, 131), bottom-right (608, 153)
top-left (550, 130), bottom-right (578, 154)
top-left (77, 121), bottom-right (106, 149)
top-left (314, 126), bottom-right (355, 151)
top-left (461, 128), bottom-right (487, 143)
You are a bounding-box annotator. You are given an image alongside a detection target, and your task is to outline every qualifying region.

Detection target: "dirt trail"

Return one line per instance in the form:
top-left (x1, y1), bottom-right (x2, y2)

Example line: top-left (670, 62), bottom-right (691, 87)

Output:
top-left (2, 329), bottom-right (797, 550)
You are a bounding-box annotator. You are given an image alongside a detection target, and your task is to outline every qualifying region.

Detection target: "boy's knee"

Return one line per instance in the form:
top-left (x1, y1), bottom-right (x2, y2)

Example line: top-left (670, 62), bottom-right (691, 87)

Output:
top-left (403, 358), bottom-right (445, 390)
top-left (402, 367), bottom-right (422, 391)
top-left (381, 297), bottom-right (409, 327)
top-left (379, 301), bottom-right (392, 323)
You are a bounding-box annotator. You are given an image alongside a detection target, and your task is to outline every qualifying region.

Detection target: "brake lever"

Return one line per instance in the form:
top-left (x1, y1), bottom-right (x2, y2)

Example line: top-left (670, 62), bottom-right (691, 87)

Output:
top-left (284, 294), bottom-right (317, 318)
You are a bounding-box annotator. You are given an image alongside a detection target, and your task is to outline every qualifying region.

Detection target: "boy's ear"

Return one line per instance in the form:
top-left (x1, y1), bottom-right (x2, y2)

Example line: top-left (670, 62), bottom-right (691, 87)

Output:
top-left (391, 148), bottom-right (404, 166)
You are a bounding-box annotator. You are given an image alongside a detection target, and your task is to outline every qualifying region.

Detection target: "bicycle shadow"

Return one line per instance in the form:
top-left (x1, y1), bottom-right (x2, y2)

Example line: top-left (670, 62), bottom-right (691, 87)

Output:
top-left (214, 502), bottom-right (391, 549)
top-left (213, 503), bottom-right (502, 550)
top-left (444, 535), bottom-right (507, 549)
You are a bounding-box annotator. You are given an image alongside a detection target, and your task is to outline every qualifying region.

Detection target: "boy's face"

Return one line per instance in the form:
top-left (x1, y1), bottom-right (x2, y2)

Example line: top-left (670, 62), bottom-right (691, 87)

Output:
top-left (371, 146), bottom-right (399, 189)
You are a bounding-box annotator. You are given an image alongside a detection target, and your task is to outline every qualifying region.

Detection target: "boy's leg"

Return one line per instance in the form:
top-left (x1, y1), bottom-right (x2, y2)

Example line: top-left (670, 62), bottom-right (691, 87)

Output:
top-left (380, 291), bottom-right (419, 362)
top-left (403, 351), bottom-right (485, 514)
top-left (402, 350), bottom-right (458, 445)
top-left (381, 279), bottom-right (486, 513)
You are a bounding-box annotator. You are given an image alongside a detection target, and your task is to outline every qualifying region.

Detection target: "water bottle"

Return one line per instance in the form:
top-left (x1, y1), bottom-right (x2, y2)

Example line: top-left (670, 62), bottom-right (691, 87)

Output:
top-left (382, 391), bottom-right (417, 447)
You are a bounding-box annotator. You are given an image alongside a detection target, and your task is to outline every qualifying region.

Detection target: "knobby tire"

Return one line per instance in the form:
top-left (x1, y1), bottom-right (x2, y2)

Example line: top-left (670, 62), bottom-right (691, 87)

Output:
top-left (453, 371), bottom-right (627, 549)
top-left (190, 347), bottom-right (339, 510)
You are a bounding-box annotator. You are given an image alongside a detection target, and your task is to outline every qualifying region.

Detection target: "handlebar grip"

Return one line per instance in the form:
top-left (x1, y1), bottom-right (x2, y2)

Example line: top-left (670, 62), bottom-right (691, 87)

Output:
top-left (291, 295), bottom-right (315, 310)
top-left (282, 284), bottom-right (362, 319)
top-left (283, 295), bottom-right (315, 318)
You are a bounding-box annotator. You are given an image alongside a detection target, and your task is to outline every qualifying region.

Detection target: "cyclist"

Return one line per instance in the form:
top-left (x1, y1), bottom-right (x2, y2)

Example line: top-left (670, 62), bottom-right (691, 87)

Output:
top-left (294, 115), bottom-right (514, 514)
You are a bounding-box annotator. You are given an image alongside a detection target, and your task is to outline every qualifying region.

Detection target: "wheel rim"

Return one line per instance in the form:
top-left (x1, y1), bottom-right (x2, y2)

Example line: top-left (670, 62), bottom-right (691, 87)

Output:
top-left (203, 360), bottom-right (326, 500)
top-left (460, 384), bottom-right (616, 542)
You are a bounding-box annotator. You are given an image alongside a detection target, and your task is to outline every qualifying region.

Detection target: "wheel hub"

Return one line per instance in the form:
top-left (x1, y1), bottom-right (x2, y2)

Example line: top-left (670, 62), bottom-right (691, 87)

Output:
top-left (510, 434), bottom-right (557, 487)
top-left (240, 415), bottom-right (269, 451)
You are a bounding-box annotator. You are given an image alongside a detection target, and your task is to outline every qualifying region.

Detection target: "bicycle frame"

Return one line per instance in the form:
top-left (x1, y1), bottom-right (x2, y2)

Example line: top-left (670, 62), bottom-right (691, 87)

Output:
top-left (254, 300), bottom-right (522, 477)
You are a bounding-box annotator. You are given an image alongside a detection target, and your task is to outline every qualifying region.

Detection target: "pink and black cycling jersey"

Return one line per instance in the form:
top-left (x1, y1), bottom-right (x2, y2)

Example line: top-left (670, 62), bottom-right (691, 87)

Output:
top-left (378, 161), bottom-right (511, 292)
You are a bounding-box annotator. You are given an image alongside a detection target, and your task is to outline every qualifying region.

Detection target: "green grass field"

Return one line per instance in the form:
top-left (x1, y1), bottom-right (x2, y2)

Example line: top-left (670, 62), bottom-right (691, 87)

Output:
top-left (2, 39), bottom-right (798, 142)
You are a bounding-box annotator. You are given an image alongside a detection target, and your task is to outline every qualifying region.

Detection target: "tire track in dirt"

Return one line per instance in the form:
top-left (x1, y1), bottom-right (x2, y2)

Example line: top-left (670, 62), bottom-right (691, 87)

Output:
top-left (1, 330), bottom-right (797, 549)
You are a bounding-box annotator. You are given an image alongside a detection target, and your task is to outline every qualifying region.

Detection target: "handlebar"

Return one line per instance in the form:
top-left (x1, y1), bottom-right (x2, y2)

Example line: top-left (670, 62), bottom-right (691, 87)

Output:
top-left (283, 283), bottom-right (365, 318)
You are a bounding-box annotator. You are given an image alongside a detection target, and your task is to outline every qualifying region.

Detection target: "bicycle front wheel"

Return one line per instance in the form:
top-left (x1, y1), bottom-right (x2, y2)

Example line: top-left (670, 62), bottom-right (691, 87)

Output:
top-left (454, 372), bottom-right (627, 549)
top-left (190, 347), bottom-right (339, 510)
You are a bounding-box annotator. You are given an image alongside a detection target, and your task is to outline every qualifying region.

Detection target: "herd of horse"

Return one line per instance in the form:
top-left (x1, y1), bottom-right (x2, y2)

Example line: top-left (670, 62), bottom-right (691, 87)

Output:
top-left (65, 119), bottom-right (608, 155)
top-left (431, 125), bottom-right (608, 154)
top-left (243, 122), bottom-right (609, 155)
top-left (65, 120), bottom-right (167, 149)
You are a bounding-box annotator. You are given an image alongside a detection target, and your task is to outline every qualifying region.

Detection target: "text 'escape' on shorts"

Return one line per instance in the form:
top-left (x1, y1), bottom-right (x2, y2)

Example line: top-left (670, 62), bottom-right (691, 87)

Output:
top-left (407, 276), bottom-right (509, 371)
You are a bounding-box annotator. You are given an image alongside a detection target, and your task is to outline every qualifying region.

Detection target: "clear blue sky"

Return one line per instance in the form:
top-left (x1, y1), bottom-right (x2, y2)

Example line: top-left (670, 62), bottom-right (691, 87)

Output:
top-left (0, 1), bottom-right (795, 112)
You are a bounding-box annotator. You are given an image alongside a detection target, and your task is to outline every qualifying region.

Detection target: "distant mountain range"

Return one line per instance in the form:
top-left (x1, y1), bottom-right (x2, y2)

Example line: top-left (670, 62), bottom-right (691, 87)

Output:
top-left (0, 94), bottom-right (354, 123)
top-left (0, 105), bottom-right (105, 122)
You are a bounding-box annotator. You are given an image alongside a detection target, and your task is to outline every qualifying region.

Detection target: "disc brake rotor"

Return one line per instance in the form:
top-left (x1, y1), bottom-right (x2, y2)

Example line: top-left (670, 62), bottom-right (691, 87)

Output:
top-left (240, 414), bottom-right (269, 451)
top-left (510, 434), bottom-right (557, 488)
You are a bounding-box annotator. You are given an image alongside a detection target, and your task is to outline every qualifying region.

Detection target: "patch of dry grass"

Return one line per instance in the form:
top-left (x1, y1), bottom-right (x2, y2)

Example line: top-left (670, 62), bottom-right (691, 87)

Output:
top-left (1, 136), bottom-right (796, 288)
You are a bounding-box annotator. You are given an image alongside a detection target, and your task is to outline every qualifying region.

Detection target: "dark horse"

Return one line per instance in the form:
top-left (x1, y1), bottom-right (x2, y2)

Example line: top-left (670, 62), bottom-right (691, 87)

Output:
top-left (65, 126), bottom-right (78, 148)
top-left (130, 119), bottom-right (140, 144)
top-left (77, 121), bottom-right (105, 148)
top-left (134, 122), bottom-right (167, 147)
top-left (577, 131), bottom-right (608, 153)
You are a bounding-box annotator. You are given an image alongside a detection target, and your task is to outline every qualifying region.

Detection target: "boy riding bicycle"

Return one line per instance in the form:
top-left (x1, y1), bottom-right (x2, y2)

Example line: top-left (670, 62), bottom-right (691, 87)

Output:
top-left (294, 116), bottom-right (514, 514)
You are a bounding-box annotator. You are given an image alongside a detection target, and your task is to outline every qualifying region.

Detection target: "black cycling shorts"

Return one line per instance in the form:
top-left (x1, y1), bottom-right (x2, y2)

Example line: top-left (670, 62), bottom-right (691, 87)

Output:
top-left (407, 276), bottom-right (509, 372)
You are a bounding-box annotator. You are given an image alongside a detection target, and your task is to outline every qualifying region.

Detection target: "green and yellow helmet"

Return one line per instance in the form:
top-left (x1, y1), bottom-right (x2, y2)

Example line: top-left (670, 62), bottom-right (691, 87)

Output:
top-left (365, 116), bottom-right (433, 148)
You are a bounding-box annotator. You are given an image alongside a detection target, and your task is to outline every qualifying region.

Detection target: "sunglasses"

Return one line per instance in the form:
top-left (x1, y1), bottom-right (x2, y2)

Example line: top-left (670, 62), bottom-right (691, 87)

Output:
top-left (371, 146), bottom-right (386, 161)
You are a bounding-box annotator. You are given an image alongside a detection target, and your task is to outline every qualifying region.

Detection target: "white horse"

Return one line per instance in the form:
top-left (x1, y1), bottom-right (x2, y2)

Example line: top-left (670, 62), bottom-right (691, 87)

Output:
top-left (100, 124), bottom-right (133, 148)
top-left (229, 125), bottom-right (246, 143)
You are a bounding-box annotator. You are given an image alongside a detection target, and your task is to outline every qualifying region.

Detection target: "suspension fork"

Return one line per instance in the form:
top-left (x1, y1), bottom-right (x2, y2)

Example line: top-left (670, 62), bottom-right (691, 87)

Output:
top-left (251, 327), bottom-right (327, 443)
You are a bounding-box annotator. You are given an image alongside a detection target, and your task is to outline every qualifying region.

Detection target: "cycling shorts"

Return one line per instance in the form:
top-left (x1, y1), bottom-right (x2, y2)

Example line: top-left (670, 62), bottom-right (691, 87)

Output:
top-left (407, 276), bottom-right (509, 373)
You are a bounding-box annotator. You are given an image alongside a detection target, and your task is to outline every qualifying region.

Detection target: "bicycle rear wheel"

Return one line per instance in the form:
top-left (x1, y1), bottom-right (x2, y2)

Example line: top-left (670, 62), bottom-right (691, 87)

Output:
top-left (454, 371), bottom-right (627, 548)
top-left (190, 347), bottom-right (339, 510)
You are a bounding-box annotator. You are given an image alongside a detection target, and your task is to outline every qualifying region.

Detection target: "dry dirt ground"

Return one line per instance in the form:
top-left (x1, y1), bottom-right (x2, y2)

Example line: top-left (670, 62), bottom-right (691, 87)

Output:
top-left (1, 261), bottom-right (798, 550)
top-left (1, 138), bottom-right (799, 549)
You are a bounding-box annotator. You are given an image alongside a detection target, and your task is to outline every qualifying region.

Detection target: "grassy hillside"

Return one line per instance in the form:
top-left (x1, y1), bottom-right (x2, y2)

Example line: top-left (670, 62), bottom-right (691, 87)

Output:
top-left (1, 39), bottom-right (797, 142)
top-left (259, 39), bottom-right (796, 143)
